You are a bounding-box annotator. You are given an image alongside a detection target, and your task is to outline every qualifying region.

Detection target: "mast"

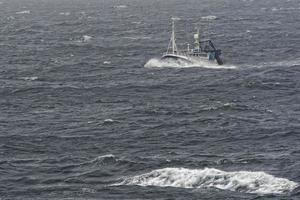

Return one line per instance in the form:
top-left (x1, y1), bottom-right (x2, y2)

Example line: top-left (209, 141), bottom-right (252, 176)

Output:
top-left (165, 18), bottom-right (179, 55)
top-left (194, 28), bottom-right (200, 51)
top-left (171, 18), bottom-right (176, 54)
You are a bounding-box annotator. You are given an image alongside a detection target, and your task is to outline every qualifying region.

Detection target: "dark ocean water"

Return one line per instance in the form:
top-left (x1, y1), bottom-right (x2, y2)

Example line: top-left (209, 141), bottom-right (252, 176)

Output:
top-left (0, 0), bottom-right (300, 199)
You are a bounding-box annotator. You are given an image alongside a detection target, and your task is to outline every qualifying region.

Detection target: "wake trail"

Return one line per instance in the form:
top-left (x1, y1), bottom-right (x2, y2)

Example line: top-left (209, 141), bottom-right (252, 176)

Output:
top-left (115, 167), bottom-right (298, 195)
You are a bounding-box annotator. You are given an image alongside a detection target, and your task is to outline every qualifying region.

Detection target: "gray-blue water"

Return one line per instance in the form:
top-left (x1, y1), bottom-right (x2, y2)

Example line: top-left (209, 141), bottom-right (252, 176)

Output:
top-left (0, 0), bottom-right (300, 199)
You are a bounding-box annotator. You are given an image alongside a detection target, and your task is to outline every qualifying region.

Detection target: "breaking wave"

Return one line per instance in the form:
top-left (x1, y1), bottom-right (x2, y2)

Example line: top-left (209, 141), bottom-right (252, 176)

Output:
top-left (82, 35), bottom-right (92, 43)
top-left (103, 118), bottom-right (115, 124)
top-left (90, 154), bottom-right (116, 163)
top-left (114, 5), bottom-right (127, 9)
top-left (16, 10), bottom-right (31, 14)
top-left (201, 15), bottom-right (218, 20)
top-left (59, 12), bottom-right (70, 16)
top-left (144, 58), bottom-right (236, 69)
top-left (21, 76), bottom-right (38, 81)
top-left (118, 168), bottom-right (298, 194)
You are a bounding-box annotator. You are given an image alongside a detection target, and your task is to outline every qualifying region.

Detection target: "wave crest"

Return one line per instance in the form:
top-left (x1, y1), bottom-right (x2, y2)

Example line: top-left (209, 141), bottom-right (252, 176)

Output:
top-left (90, 154), bottom-right (116, 163)
top-left (16, 10), bottom-right (30, 14)
top-left (119, 167), bottom-right (298, 194)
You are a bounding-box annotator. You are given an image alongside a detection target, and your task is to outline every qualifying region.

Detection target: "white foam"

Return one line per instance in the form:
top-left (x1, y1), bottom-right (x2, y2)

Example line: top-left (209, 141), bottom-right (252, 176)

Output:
top-left (21, 76), bottom-right (38, 81)
top-left (201, 15), bottom-right (218, 20)
top-left (271, 7), bottom-right (300, 11)
top-left (103, 61), bottom-right (111, 64)
top-left (104, 119), bottom-right (114, 123)
top-left (82, 35), bottom-right (92, 42)
top-left (59, 12), bottom-right (70, 16)
top-left (132, 21), bottom-right (142, 25)
top-left (144, 58), bottom-right (236, 69)
top-left (16, 10), bottom-right (30, 14)
top-left (119, 168), bottom-right (298, 194)
top-left (95, 154), bottom-right (115, 159)
top-left (254, 58), bottom-right (300, 68)
top-left (114, 5), bottom-right (127, 9)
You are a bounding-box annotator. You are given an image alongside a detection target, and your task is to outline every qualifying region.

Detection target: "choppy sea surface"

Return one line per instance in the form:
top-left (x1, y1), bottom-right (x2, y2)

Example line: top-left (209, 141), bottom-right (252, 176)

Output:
top-left (0, 0), bottom-right (300, 199)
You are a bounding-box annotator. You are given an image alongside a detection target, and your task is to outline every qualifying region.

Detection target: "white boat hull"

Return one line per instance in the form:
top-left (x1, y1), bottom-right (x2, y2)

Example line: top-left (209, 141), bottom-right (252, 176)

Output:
top-left (161, 53), bottom-right (220, 65)
top-left (161, 54), bottom-right (192, 63)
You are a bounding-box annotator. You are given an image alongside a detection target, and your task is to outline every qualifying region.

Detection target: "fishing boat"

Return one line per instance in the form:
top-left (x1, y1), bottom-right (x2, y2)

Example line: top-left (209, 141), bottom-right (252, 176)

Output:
top-left (161, 18), bottom-right (223, 65)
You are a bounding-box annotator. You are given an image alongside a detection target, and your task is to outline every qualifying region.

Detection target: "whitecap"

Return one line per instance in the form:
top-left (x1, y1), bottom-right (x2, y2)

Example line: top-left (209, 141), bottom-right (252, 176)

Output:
top-left (104, 119), bottom-right (114, 123)
top-left (132, 21), bottom-right (142, 25)
top-left (201, 15), bottom-right (218, 20)
top-left (59, 12), bottom-right (70, 16)
top-left (114, 5), bottom-right (127, 9)
top-left (118, 167), bottom-right (298, 194)
top-left (144, 58), bottom-right (236, 69)
top-left (94, 154), bottom-right (115, 160)
top-left (16, 10), bottom-right (30, 14)
top-left (103, 61), bottom-right (111, 64)
top-left (21, 76), bottom-right (38, 81)
top-left (90, 154), bottom-right (117, 164)
top-left (82, 35), bottom-right (92, 42)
